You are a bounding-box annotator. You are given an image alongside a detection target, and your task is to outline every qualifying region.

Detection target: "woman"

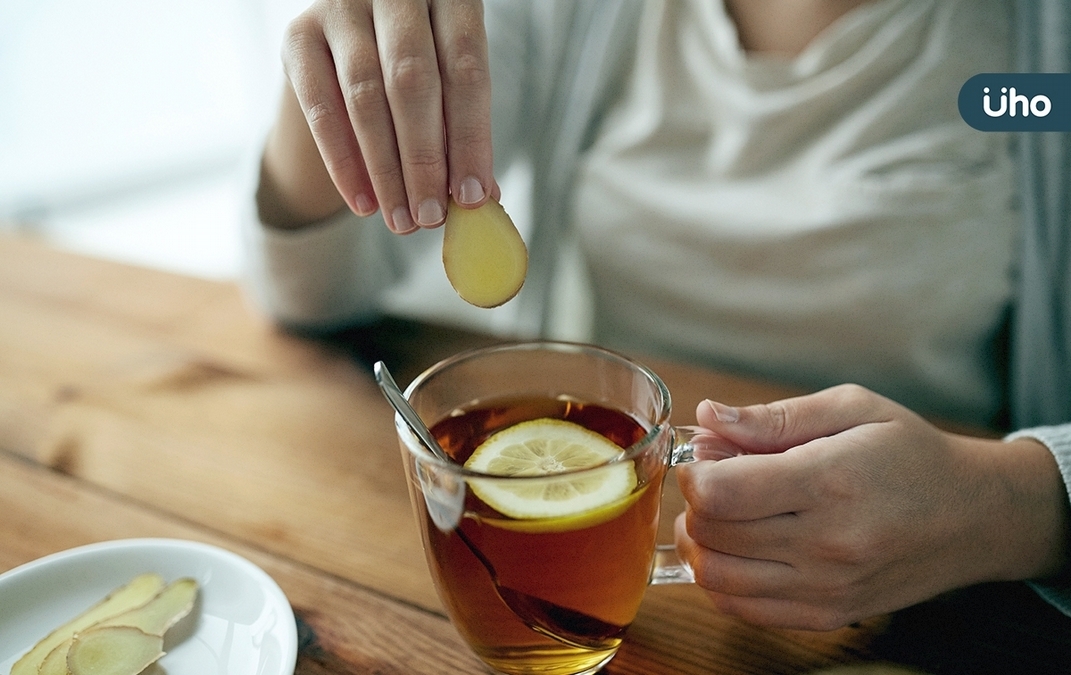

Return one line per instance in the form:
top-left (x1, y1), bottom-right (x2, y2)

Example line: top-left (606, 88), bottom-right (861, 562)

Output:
top-left (245, 0), bottom-right (1071, 630)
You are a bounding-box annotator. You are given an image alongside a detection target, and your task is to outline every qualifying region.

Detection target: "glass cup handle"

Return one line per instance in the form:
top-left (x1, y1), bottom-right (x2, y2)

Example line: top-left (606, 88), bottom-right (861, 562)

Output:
top-left (670, 424), bottom-right (738, 466)
top-left (651, 544), bottom-right (695, 585)
top-left (650, 425), bottom-right (741, 586)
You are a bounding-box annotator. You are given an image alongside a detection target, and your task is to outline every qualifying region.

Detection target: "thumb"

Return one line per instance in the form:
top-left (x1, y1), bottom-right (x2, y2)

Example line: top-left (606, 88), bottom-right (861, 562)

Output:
top-left (695, 384), bottom-right (893, 454)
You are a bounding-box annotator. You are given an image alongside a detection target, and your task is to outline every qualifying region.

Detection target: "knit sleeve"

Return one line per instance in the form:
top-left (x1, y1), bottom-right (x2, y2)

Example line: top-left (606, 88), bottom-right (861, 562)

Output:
top-left (1006, 424), bottom-right (1071, 617)
top-left (241, 194), bottom-right (405, 332)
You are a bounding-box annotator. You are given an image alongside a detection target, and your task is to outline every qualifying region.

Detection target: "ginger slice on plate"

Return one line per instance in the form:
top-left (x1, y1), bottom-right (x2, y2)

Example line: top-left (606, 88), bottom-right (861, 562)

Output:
top-left (67, 626), bottom-right (164, 675)
top-left (442, 198), bottom-right (527, 308)
top-left (10, 572), bottom-right (165, 675)
top-left (38, 577), bottom-right (199, 675)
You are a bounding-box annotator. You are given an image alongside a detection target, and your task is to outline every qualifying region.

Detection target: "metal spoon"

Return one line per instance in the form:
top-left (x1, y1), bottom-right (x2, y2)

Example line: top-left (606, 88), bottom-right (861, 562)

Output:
top-left (373, 361), bottom-right (452, 463)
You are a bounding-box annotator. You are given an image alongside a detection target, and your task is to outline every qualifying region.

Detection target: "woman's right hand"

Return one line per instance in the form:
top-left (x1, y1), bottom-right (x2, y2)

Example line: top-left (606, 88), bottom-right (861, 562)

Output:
top-left (270, 0), bottom-right (496, 233)
top-left (674, 387), bottom-right (1069, 630)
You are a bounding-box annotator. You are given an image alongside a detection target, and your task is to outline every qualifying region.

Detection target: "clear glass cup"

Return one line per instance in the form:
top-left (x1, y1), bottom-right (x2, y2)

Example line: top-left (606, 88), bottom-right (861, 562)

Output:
top-left (395, 342), bottom-right (715, 675)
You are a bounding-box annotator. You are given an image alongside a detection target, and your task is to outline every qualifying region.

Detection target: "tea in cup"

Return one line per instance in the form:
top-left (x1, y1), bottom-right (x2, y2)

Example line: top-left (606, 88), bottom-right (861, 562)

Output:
top-left (394, 342), bottom-right (713, 675)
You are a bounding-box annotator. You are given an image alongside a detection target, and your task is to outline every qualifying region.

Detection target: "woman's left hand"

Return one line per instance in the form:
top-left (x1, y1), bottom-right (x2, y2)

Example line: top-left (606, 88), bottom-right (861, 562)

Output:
top-left (675, 384), bottom-right (1068, 630)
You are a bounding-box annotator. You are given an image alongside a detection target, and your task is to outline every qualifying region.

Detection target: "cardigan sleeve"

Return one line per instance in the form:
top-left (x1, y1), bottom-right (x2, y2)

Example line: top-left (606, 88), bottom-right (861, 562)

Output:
top-left (241, 201), bottom-right (407, 331)
top-left (1006, 424), bottom-right (1071, 617)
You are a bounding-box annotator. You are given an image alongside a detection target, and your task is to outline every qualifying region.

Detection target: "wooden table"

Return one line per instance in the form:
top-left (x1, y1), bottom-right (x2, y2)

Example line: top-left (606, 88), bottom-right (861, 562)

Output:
top-left (1, 234), bottom-right (1067, 675)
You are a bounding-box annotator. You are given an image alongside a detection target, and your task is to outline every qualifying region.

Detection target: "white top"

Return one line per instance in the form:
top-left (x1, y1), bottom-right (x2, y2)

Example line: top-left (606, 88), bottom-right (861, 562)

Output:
top-left (572, 0), bottom-right (1018, 424)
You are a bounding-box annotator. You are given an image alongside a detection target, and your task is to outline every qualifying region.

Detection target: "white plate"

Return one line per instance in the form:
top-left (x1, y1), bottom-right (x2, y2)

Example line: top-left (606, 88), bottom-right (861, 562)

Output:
top-left (0, 538), bottom-right (298, 675)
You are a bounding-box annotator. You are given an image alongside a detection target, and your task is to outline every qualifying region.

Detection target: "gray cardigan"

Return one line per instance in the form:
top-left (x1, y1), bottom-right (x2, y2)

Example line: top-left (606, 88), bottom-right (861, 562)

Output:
top-left (1008, 0), bottom-right (1071, 615)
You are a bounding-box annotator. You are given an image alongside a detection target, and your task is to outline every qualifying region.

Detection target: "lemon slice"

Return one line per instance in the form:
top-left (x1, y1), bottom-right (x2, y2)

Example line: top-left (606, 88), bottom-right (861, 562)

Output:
top-left (474, 487), bottom-right (648, 533)
top-left (464, 419), bottom-right (637, 525)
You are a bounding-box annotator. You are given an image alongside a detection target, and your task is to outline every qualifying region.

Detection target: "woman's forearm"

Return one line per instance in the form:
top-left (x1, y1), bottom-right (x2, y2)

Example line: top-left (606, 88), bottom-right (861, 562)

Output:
top-left (258, 81), bottom-right (349, 230)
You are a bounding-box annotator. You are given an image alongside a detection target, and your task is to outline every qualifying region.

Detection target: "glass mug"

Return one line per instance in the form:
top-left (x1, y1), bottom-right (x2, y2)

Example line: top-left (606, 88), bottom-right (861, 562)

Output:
top-left (394, 342), bottom-right (719, 675)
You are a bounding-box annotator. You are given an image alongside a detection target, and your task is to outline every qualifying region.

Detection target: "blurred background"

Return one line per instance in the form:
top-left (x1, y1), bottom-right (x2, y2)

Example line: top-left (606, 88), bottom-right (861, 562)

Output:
top-left (0, 0), bottom-right (560, 338)
top-left (0, 0), bottom-right (309, 279)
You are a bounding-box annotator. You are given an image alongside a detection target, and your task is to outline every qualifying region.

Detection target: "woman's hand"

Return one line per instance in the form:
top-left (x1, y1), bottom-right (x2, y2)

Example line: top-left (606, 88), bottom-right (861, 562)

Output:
top-left (675, 384), bottom-right (1069, 630)
top-left (265, 0), bottom-right (496, 232)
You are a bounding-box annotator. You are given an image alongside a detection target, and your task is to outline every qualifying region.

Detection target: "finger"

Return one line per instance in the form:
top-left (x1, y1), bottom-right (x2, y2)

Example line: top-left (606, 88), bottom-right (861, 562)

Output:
top-left (696, 384), bottom-right (896, 454)
top-left (684, 507), bottom-right (803, 561)
top-left (703, 591), bottom-right (851, 631)
top-left (676, 452), bottom-right (818, 520)
top-left (322, 3), bottom-right (418, 233)
top-left (429, 0), bottom-right (493, 207)
top-left (374, 0), bottom-right (449, 228)
top-left (675, 518), bottom-right (853, 630)
top-left (283, 11), bottom-right (377, 218)
top-left (675, 515), bottom-right (798, 598)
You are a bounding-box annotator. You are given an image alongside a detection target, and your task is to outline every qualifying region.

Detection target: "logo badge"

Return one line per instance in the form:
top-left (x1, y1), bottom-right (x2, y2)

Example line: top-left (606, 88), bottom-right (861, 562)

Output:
top-left (959, 73), bottom-right (1071, 132)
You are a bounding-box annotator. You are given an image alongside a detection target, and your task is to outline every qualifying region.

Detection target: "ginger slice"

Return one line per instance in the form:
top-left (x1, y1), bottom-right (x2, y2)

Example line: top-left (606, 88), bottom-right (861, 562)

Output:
top-left (10, 573), bottom-right (165, 675)
top-left (38, 577), bottom-right (198, 675)
top-left (66, 626), bottom-right (164, 675)
top-left (34, 642), bottom-right (69, 675)
top-left (442, 198), bottom-right (527, 308)
top-left (99, 577), bottom-right (197, 635)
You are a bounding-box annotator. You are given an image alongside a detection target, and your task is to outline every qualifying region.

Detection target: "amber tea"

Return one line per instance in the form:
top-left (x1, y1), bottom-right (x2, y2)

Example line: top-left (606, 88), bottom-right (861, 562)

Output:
top-left (393, 342), bottom-right (702, 675)
top-left (420, 396), bottom-right (667, 675)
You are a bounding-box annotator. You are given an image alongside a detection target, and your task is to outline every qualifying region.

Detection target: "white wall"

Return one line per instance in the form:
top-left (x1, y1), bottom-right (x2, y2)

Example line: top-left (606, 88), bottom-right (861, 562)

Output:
top-left (0, 0), bottom-right (309, 278)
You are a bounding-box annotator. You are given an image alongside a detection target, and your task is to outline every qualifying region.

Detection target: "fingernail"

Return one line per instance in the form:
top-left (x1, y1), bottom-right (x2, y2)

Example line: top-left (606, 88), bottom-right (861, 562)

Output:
top-left (417, 199), bottom-right (445, 227)
top-left (705, 400), bottom-right (739, 423)
top-left (354, 193), bottom-right (376, 217)
top-left (389, 207), bottom-right (417, 234)
top-left (458, 177), bottom-right (485, 205)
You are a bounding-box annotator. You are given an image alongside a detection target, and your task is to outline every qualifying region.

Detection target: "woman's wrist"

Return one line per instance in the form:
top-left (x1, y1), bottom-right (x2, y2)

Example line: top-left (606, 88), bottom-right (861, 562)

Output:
top-left (952, 434), bottom-right (1070, 584)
